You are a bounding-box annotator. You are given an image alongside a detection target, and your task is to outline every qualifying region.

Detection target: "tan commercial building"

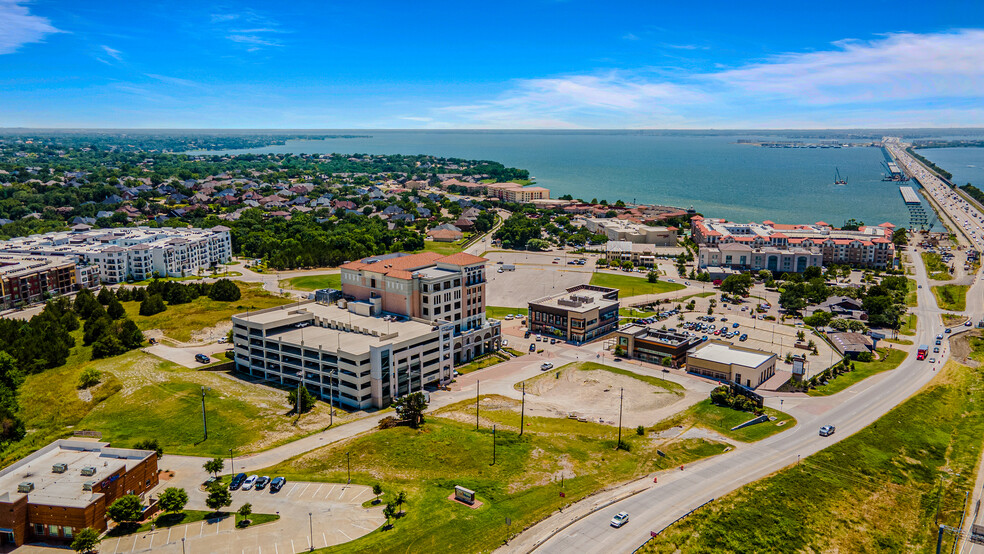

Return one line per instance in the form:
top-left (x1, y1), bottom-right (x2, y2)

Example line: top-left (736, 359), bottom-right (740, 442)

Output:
top-left (685, 340), bottom-right (777, 388)
top-left (613, 325), bottom-right (697, 367)
top-left (528, 285), bottom-right (620, 343)
top-left (0, 440), bottom-right (159, 547)
top-left (484, 182), bottom-right (551, 203)
top-left (584, 218), bottom-right (678, 246)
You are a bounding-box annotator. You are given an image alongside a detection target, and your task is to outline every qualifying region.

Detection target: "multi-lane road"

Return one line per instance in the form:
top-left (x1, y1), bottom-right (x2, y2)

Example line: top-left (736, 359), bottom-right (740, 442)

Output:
top-left (505, 140), bottom-right (984, 554)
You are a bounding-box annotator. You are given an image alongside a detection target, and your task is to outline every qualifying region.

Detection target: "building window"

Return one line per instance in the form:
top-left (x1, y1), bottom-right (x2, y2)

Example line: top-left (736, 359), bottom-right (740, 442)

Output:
top-left (63, 527), bottom-right (73, 538)
top-left (49, 525), bottom-right (60, 537)
top-left (34, 524), bottom-right (44, 536)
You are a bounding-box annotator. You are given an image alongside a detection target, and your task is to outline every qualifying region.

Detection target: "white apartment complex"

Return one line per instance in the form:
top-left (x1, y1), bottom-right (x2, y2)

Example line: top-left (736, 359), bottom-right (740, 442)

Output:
top-left (0, 225), bottom-right (233, 284)
top-left (583, 218), bottom-right (678, 246)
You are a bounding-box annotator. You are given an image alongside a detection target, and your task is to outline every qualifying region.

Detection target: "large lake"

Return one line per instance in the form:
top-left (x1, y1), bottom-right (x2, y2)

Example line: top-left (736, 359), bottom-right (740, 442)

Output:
top-left (919, 147), bottom-right (984, 188)
top-left (198, 131), bottom-right (941, 227)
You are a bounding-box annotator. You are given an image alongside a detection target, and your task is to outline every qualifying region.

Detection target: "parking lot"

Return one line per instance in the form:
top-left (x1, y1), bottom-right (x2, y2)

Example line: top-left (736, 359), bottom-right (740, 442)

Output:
top-left (484, 250), bottom-right (596, 306)
top-left (143, 342), bottom-right (231, 368)
top-left (95, 480), bottom-right (384, 554)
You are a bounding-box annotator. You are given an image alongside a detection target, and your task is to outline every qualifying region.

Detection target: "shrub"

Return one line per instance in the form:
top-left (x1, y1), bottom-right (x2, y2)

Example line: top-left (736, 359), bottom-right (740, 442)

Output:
top-left (139, 295), bottom-right (166, 316)
top-left (856, 351), bottom-right (873, 362)
top-left (636, 425), bottom-right (645, 436)
top-left (77, 367), bottom-right (101, 389)
top-left (208, 279), bottom-right (241, 301)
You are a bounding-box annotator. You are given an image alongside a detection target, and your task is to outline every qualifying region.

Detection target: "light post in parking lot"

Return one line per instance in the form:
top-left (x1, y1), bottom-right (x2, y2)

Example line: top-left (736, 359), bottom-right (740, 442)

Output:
top-left (229, 448), bottom-right (235, 474)
top-left (309, 512), bottom-right (313, 552)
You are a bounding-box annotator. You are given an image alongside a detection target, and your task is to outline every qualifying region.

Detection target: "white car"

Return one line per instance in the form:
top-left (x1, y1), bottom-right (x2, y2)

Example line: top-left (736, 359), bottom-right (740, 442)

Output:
top-left (540, 362), bottom-right (554, 371)
top-left (610, 511), bottom-right (629, 528)
top-left (241, 475), bottom-right (258, 490)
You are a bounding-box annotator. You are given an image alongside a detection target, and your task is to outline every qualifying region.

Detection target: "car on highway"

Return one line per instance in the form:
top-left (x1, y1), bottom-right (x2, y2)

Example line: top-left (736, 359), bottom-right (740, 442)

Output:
top-left (241, 475), bottom-right (258, 490)
top-left (255, 476), bottom-right (270, 490)
top-left (540, 362), bottom-right (554, 371)
top-left (819, 425), bottom-right (835, 437)
top-left (229, 473), bottom-right (247, 490)
top-left (945, 328), bottom-right (952, 334)
top-left (930, 357), bottom-right (937, 364)
top-left (610, 511), bottom-right (629, 528)
top-left (270, 477), bottom-right (287, 492)
top-left (934, 347), bottom-right (940, 353)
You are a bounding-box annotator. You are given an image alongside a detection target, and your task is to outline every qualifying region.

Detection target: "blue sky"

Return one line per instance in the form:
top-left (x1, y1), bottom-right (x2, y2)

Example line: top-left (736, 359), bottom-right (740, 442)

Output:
top-left (2, 0), bottom-right (983, 128)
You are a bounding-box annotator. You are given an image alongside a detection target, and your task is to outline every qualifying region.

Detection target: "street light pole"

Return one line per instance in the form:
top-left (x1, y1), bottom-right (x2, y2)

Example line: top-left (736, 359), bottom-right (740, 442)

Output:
top-left (346, 452), bottom-right (351, 484)
top-left (201, 386), bottom-right (210, 441)
top-left (309, 512), bottom-right (313, 552)
top-left (616, 387), bottom-right (623, 448)
top-left (229, 448), bottom-right (234, 474)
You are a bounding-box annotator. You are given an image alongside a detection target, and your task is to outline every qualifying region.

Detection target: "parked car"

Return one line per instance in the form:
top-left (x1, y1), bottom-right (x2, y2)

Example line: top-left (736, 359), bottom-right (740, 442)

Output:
top-left (529, 343), bottom-right (536, 352)
top-left (270, 477), bottom-right (287, 492)
top-left (819, 425), bottom-right (835, 437)
top-left (550, 338), bottom-right (557, 344)
top-left (255, 476), bottom-right (270, 490)
top-left (241, 475), bottom-right (258, 490)
top-left (195, 353), bottom-right (210, 364)
top-left (610, 511), bottom-right (630, 528)
top-left (540, 362), bottom-right (554, 371)
top-left (230, 473), bottom-right (247, 490)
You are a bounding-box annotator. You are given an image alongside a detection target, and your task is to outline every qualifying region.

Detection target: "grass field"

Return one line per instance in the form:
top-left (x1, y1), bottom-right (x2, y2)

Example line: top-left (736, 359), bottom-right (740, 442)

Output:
top-left (455, 354), bottom-right (506, 374)
top-left (639, 358), bottom-right (984, 554)
top-left (258, 403), bottom-right (729, 553)
top-left (900, 313), bottom-right (917, 335)
top-left (416, 239), bottom-right (468, 256)
top-left (906, 278), bottom-right (918, 307)
top-left (279, 273), bottom-right (341, 292)
top-left (807, 347), bottom-right (908, 397)
top-left (932, 284), bottom-right (969, 311)
top-left (651, 399), bottom-right (796, 442)
top-left (485, 306), bottom-right (528, 319)
top-left (922, 252), bottom-right (954, 281)
top-left (123, 282), bottom-right (289, 342)
top-left (589, 272), bottom-right (687, 297)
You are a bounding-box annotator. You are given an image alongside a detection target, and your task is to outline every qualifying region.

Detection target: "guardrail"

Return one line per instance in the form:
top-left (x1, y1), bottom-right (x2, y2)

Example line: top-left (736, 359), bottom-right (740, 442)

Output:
top-left (632, 497), bottom-right (715, 553)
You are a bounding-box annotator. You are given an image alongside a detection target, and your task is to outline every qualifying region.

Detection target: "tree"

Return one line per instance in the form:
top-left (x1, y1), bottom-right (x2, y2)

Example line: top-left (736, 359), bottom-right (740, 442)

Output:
top-left (97, 286), bottom-right (115, 305)
top-left (647, 270), bottom-right (658, 283)
top-left (803, 265), bottom-right (823, 280)
top-left (120, 319), bottom-right (145, 349)
top-left (383, 503), bottom-right (397, 528)
top-left (237, 503), bottom-right (253, 525)
top-left (758, 269), bottom-right (772, 282)
top-left (106, 494), bottom-right (143, 526)
top-left (73, 288), bottom-right (101, 319)
top-left (372, 483), bottom-right (383, 503)
top-left (77, 367), bottom-right (101, 389)
top-left (892, 227), bottom-right (908, 246)
top-left (71, 528), bottom-right (101, 554)
top-left (392, 392), bottom-right (428, 428)
top-left (204, 457), bottom-right (225, 477)
top-left (803, 310), bottom-right (833, 328)
top-left (842, 218), bottom-right (864, 231)
top-left (394, 490), bottom-right (407, 515)
top-left (205, 481), bottom-right (232, 511)
top-left (139, 294), bottom-right (166, 316)
top-left (720, 273), bottom-right (753, 297)
top-left (525, 238), bottom-right (549, 251)
top-left (158, 487), bottom-right (188, 514)
top-left (134, 438), bottom-right (163, 459)
top-left (106, 297), bottom-right (126, 320)
top-left (208, 279), bottom-right (241, 301)
top-left (92, 333), bottom-right (126, 359)
top-left (287, 386), bottom-right (315, 414)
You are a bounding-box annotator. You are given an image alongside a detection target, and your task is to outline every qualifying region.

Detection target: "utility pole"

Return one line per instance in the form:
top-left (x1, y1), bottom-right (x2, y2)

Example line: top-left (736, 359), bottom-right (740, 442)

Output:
top-left (616, 387), bottom-right (623, 449)
top-left (519, 382), bottom-right (525, 436)
top-left (229, 448), bottom-right (234, 474)
top-left (953, 490), bottom-right (970, 554)
top-left (492, 425), bottom-right (496, 465)
top-left (476, 380), bottom-right (480, 430)
top-left (201, 386), bottom-right (210, 441)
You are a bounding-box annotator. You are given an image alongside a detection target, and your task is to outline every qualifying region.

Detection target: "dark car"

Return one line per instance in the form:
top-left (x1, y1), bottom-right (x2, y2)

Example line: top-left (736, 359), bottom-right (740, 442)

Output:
top-left (195, 353), bottom-right (210, 364)
top-left (255, 476), bottom-right (270, 490)
top-left (529, 343), bottom-right (536, 352)
top-left (270, 476), bottom-right (287, 492)
top-left (229, 473), bottom-right (247, 490)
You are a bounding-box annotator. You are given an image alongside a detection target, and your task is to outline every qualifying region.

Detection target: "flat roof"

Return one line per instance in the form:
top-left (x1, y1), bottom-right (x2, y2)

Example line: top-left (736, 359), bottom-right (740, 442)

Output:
top-left (530, 288), bottom-right (619, 314)
top-left (688, 342), bottom-right (774, 369)
top-left (0, 440), bottom-right (153, 509)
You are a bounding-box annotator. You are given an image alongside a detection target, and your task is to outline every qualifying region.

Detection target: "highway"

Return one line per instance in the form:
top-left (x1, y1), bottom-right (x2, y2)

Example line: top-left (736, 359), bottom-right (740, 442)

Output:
top-left (506, 139), bottom-right (984, 554)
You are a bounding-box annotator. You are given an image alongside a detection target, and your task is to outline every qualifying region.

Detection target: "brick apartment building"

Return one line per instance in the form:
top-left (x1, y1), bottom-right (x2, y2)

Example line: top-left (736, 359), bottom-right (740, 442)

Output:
top-left (0, 255), bottom-right (78, 309)
top-left (0, 440), bottom-right (158, 547)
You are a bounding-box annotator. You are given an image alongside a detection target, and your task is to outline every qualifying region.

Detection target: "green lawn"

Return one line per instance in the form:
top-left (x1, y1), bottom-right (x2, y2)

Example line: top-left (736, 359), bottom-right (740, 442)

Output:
top-left (485, 306), bottom-right (528, 319)
top-left (807, 348), bottom-right (908, 397)
top-left (589, 272), bottom-right (687, 297)
top-left (651, 399), bottom-right (796, 443)
top-left (640, 358), bottom-right (984, 553)
top-left (110, 510), bottom-right (280, 536)
top-left (932, 284), bottom-right (968, 311)
top-left (455, 354), bottom-right (506, 374)
top-left (922, 252), bottom-right (953, 281)
top-left (900, 313), bottom-right (917, 336)
top-left (123, 282), bottom-right (290, 342)
top-left (416, 239), bottom-right (468, 256)
top-left (905, 278), bottom-right (918, 307)
top-left (258, 405), bottom-right (729, 554)
top-left (280, 273), bottom-right (341, 292)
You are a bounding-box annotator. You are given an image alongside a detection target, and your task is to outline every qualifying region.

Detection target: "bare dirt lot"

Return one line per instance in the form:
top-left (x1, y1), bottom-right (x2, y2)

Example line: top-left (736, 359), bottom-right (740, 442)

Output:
top-left (517, 365), bottom-right (686, 427)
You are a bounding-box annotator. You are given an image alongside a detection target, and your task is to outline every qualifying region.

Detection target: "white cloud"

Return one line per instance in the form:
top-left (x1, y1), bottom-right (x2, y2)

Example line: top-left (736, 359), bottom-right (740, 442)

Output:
top-left (101, 45), bottom-right (123, 61)
top-left (144, 73), bottom-right (200, 88)
top-left (425, 29), bottom-right (984, 128)
top-left (227, 34), bottom-right (282, 47)
top-left (0, 0), bottom-right (61, 55)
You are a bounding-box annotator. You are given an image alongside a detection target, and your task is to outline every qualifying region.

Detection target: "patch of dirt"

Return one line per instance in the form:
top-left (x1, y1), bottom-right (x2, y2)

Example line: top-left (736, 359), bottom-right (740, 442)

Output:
top-left (521, 367), bottom-right (684, 427)
top-left (650, 424), bottom-right (729, 444)
top-left (189, 321), bottom-right (233, 345)
top-left (951, 330), bottom-right (979, 366)
top-left (77, 388), bottom-right (92, 402)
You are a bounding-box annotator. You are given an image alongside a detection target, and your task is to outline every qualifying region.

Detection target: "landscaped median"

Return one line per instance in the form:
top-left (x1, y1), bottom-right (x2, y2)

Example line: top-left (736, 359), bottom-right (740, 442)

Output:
top-left (932, 284), bottom-right (968, 311)
top-left (806, 347), bottom-right (908, 397)
top-left (455, 352), bottom-right (509, 374)
top-left (638, 356), bottom-right (984, 553)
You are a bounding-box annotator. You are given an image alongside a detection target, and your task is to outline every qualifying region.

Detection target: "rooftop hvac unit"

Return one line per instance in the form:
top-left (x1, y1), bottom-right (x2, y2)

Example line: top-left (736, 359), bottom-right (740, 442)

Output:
top-left (17, 482), bottom-right (34, 493)
top-left (82, 481), bottom-right (96, 491)
top-left (81, 466), bottom-right (97, 476)
top-left (52, 463), bottom-right (68, 473)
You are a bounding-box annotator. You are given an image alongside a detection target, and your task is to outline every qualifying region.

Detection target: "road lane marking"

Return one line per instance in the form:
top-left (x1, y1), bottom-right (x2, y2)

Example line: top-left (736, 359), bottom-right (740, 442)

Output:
top-left (166, 528), bottom-right (172, 543)
top-left (323, 532), bottom-right (327, 548)
top-left (291, 539), bottom-right (295, 554)
top-left (131, 534), bottom-right (137, 551)
top-left (199, 521), bottom-right (205, 537)
top-left (148, 533), bottom-right (154, 549)
top-left (111, 538), bottom-right (119, 554)
top-left (352, 488), bottom-right (368, 501)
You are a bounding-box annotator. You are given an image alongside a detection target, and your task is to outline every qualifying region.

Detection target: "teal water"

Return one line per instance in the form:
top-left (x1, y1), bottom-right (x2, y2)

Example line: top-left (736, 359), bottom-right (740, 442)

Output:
top-left (200, 131), bottom-right (922, 227)
top-left (919, 147), bottom-right (984, 188)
